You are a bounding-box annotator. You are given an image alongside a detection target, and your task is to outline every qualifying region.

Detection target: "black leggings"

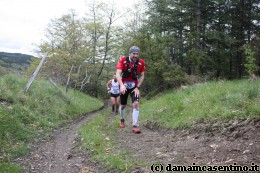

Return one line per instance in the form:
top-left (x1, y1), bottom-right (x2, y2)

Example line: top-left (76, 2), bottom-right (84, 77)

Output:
top-left (120, 88), bottom-right (139, 105)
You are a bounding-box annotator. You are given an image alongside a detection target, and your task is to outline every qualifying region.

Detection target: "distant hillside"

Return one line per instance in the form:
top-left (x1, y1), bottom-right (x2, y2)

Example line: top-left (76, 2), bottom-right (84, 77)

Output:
top-left (0, 52), bottom-right (36, 72)
top-left (0, 52), bottom-right (35, 65)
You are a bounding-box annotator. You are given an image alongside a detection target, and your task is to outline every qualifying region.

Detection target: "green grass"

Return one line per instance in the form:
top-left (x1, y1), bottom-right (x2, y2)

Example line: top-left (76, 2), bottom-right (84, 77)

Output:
top-left (1, 74), bottom-right (259, 172)
top-left (79, 110), bottom-right (139, 172)
top-left (0, 163), bottom-right (20, 173)
top-left (79, 79), bottom-right (260, 172)
top-left (140, 79), bottom-right (260, 128)
top-left (0, 74), bottom-right (103, 171)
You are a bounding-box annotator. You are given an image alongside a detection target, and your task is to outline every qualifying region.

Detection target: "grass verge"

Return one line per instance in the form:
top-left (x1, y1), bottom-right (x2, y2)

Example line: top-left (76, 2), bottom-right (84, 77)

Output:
top-left (79, 79), bottom-right (260, 172)
top-left (0, 74), bottom-right (103, 172)
top-left (141, 79), bottom-right (260, 128)
top-left (79, 110), bottom-right (141, 173)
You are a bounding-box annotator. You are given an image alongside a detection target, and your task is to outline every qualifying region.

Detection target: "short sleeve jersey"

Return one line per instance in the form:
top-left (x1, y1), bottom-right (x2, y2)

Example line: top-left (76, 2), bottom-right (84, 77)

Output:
top-left (116, 56), bottom-right (146, 86)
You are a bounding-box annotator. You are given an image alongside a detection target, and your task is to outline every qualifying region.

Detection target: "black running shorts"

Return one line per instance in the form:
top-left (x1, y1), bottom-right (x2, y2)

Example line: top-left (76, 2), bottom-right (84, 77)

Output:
top-left (110, 93), bottom-right (120, 98)
top-left (120, 87), bottom-right (139, 105)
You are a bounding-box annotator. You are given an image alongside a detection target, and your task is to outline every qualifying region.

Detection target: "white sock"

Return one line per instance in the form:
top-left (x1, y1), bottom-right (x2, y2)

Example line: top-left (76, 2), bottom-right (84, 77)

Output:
top-left (120, 109), bottom-right (125, 120)
top-left (132, 108), bottom-right (139, 126)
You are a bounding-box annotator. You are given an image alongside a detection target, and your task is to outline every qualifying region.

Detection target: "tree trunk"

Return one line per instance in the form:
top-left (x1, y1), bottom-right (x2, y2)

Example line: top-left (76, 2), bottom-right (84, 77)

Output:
top-left (195, 0), bottom-right (201, 50)
top-left (66, 64), bottom-right (74, 92)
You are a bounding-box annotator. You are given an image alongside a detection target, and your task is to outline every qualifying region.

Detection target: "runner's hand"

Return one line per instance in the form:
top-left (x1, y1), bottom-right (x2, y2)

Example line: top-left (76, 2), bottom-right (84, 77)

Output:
top-left (120, 85), bottom-right (127, 95)
top-left (132, 87), bottom-right (140, 98)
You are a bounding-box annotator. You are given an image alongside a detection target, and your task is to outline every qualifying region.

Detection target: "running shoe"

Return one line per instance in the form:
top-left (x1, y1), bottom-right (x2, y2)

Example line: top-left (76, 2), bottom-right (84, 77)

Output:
top-left (132, 127), bottom-right (141, 133)
top-left (120, 119), bottom-right (125, 128)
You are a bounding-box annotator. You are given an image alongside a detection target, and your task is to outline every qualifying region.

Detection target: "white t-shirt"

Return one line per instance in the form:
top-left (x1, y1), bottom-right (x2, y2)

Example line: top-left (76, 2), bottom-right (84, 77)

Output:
top-left (110, 79), bottom-right (120, 94)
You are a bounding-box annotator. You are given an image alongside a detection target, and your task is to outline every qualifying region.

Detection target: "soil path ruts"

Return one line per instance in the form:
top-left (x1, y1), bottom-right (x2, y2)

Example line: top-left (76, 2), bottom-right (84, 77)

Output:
top-left (14, 100), bottom-right (260, 173)
top-left (116, 107), bottom-right (260, 172)
top-left (15, 103), bottom-right (110, 173)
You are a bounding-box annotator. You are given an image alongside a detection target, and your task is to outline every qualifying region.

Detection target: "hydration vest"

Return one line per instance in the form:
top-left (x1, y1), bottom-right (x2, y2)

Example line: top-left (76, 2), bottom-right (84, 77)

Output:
top-left (122, 57), bottom-right (139, 80)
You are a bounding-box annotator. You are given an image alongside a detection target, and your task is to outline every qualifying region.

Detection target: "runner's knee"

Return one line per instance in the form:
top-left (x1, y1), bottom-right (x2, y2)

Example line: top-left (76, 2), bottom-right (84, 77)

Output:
top-left (133, 101), bottom-right (139, 109)
top-left (121, 105), bottom-right (126, 110)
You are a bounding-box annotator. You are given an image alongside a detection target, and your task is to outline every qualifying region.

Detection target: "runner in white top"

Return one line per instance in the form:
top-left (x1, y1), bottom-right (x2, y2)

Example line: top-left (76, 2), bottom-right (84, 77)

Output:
top-left (106, 74), bottom-right (120, 114)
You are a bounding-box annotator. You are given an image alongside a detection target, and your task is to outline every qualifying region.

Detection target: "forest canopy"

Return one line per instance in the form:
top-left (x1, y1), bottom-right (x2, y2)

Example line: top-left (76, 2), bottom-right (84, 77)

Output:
top-left (28, 0), bottom-right (259, 98)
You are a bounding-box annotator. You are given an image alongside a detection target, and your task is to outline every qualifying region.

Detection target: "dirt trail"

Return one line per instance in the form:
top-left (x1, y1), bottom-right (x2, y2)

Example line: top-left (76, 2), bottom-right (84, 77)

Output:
top-left (116, 107), bottom-right (260, 172)
top-left (15, 105), bottom-right (108, 173)
top-left (14, 101), bottom-right (260, 173)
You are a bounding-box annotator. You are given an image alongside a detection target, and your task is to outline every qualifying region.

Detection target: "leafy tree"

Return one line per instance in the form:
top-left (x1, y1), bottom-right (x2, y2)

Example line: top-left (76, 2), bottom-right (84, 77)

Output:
top-left (144, 0), bottom-right (259, 80)
top-left (30, 0), bottom-right (260, 98)
top-left (35, 1), bottom-right (126, 98)
top-left (243, 44), bottom-right (258, 79)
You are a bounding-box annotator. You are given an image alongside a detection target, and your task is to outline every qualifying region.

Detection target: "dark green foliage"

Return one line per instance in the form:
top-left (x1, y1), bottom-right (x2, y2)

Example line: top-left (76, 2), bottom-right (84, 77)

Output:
top-left (243, 44), bottom-right (258, 78)
top-left (143, 0), bottom-right (260, 80)
top-left (32, 0), bottom-right (259, 98)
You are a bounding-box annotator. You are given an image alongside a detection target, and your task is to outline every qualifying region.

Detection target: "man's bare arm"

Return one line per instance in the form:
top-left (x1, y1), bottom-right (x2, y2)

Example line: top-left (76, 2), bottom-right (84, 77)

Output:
top-left (116, 69), bottom-right (123, 86)
top-left (116, 69), bottom-right (127, 94)
top-left (137, 72), bottom-right (145, 88)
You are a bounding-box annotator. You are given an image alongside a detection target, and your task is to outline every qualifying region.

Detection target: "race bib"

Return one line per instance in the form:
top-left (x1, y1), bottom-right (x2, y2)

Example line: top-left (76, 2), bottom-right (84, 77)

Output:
top-left (124, 81), bottom-right (135, 89)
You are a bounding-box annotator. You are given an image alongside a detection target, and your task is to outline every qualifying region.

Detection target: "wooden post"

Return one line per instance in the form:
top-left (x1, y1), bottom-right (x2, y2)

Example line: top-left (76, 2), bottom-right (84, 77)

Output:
top-left (66, 64), bottom-right (74, 92)
top-left (24, 53), bottom-right (48, 93)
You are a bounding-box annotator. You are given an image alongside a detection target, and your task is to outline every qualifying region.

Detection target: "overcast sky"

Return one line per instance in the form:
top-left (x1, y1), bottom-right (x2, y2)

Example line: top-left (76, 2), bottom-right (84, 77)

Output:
top-left (0, 0), bottom-right (138, 56)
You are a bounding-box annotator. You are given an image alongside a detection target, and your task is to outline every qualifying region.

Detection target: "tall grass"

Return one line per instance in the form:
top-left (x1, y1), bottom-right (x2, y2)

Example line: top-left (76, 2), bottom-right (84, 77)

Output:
top-left (0, 74), bottom-right (103, 169)
top-left (79, 79), bottom-right (259, 172)
top-left (141, 79), bottom-right (260, 128)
